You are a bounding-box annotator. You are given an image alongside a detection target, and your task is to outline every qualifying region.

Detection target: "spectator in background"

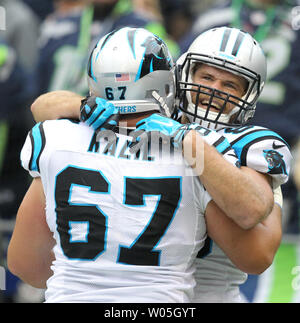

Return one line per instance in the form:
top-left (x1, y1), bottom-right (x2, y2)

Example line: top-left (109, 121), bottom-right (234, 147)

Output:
top-left (0, 41), bottom-right (33, 302)
top-left (0, 0), bottom-right (39, 73)
top-left (34, 0), bottom-right (179, 97)
top-left (0, 0), bottom-right (40, 302)
top-left (33, 0), bottom-right (90, 96)
top-left (132, 0), bottom-right (163, 21)
top-left (0, 0), bottom-right (40, 115)
top-left (0, 0), bottom-right (38, 216)
top-left (22, 0), bottom-right (54, 21)
top-left (173, 0), bottom-right (226, 52)
top-left (159, 0), bottom-right (195, 47)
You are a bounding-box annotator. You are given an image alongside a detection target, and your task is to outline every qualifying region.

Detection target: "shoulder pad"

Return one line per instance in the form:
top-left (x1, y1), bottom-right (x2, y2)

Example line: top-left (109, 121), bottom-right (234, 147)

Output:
top-left (221, 126), bottom-right (292, 185)
top-left (20, 122), bottom-right (46, 177)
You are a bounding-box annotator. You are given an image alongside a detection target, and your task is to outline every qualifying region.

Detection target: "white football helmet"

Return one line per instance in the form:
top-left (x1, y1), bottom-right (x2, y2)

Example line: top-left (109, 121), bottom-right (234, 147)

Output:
top-left (87, 27), bottom-right (176, 117)
top-left (176, 27), bottom-right (267, 129)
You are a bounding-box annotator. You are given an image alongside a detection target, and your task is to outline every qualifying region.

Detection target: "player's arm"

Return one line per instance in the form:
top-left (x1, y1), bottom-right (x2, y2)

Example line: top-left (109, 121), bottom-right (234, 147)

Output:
top-left (130, 114), bottom-right (274, 229)
top-left (205, 191), bottom-right (282, 274)
top-left (31, 92), bottom-right (119, 131)
top-left (31, 90), bottom-right (82, 122)
top-left (7, 178), bottom-right (55, 289)
top-left (183, 130), bottom-right (274, 230)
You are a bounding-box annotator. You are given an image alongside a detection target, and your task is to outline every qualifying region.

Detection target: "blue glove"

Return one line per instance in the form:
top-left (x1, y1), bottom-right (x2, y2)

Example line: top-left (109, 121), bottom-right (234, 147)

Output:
top-left (135, 113), bottom-right (182, 136)
top-left (80, 96), bottom-right (119, 131)
top-left (129, 113), bottom-right (188, 153)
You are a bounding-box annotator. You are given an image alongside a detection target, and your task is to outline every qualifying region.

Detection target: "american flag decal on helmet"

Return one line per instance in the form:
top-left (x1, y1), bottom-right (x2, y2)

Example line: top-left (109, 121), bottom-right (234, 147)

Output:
top-left (115, 73), bottom-right (130, 82)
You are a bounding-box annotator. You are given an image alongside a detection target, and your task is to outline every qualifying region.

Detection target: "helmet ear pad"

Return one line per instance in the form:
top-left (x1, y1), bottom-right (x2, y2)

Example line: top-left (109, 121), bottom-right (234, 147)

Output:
top-left (87, 27), bottom-right (176, 116)
top-left (176, 27), bottom-right (267, 128)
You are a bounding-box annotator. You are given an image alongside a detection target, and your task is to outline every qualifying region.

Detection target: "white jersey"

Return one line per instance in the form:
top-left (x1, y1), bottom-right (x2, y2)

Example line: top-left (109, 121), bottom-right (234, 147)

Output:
top-left (21, 119), bottom-right (212, 303)
top-left (193, 124), bottom-right (292, 303)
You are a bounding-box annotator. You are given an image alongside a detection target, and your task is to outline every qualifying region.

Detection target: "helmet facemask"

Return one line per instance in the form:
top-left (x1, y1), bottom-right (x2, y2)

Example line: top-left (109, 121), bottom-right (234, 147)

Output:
top-left (176, 27), bottom-right (267, 130)
top-left (177, 53), bottom-right (262, 129)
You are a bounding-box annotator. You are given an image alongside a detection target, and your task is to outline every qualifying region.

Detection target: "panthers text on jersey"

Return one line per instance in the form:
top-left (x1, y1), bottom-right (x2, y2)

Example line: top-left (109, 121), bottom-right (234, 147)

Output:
top-left (193, 124), bottom-right (292, 303)
top-left (20, 119), bottom-right (212, 303)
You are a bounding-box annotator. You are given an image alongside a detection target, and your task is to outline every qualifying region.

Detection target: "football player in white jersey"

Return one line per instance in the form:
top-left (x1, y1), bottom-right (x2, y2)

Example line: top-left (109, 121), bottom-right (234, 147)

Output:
top-left (25, 27), bottom-right (290, 302)
top-left (134, 27), bottom-right (292, 302)
top-left (74, 27), bottom-right (291, 302)
top-left (7, 27), bottom-right (247, 303)
top-left (175, 27), bottom-right (292, 303)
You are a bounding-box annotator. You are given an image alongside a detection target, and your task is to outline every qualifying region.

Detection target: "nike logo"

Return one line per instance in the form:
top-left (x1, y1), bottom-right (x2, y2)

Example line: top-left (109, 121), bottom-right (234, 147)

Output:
top-left (272, 141), bottom-right (285, 150)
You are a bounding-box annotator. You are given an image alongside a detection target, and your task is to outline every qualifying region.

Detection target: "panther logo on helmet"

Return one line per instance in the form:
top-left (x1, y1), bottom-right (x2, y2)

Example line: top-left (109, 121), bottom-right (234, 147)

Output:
top-left (135, 34), bottom-right (173, 81)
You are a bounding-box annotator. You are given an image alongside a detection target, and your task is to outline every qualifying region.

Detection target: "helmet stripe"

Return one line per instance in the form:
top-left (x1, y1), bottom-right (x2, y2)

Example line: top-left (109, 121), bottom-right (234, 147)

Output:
top-left (220, 28), bottom-right (232, 52)
top-left (231, 31), bottom-right (246, 56)
top-left (87, 52), bottom-right (97, 82)
top-left (100, 29), bottom-right (117, 51)
top-left (135, 50), bottom-right (145, 82)
top-left (127, 28), bottom-right (138, 59)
